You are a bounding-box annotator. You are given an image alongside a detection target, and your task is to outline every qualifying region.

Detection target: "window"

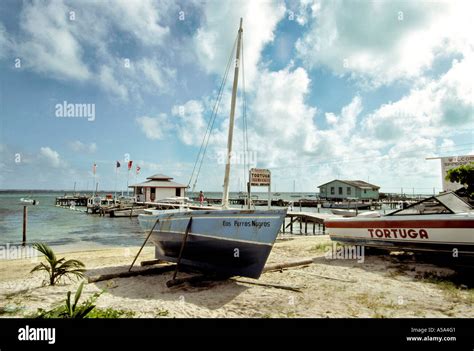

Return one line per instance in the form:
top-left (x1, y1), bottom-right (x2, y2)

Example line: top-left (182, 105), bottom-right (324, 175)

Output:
top-left (364, 189), bottom-right (367, 194)
top-left (330, 187), bottom-right (335, 195)
top-left (175, 188), bottom-right (181, 196)
top-left (347, 187), bottom-right (351, 195)
top-left (338, 187), bottom-right (343, 195)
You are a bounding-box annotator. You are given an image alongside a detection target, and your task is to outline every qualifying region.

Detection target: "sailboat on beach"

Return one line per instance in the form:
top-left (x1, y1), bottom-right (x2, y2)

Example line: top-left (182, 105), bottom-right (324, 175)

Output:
top-left (138, 19), bottom-right (287, 279)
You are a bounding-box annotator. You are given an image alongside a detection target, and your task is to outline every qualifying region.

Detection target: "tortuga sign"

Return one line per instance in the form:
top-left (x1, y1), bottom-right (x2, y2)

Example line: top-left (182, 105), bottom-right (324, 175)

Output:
top-left (441, 155), bottom-right (474, 191)
top-left (249, 168), bottom-right (271, 186)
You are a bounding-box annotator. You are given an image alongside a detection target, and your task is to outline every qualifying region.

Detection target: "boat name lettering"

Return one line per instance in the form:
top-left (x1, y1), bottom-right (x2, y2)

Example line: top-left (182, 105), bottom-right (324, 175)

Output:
top-left (368, 228), bottom-right (429, 239)
top-left (222, 220), bottom-right (271, 228)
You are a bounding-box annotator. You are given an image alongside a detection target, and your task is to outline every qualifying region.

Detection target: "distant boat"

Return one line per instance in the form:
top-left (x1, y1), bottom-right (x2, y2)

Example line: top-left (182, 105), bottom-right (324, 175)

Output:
top-left (273, 193), bottom-right (281, 196)
top-left (331, 209), bottom-right (357, 217)
top-left (20, 198), bottom-right (38, 205)
top-left (326, 192), bottom-right (474, 255)
top-left (138, 19), bottom-right (287, 279)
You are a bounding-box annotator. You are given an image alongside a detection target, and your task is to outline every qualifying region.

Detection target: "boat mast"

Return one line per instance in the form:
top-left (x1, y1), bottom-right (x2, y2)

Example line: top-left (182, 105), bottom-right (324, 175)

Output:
top-left (222, 18), bottom-right (243, 208)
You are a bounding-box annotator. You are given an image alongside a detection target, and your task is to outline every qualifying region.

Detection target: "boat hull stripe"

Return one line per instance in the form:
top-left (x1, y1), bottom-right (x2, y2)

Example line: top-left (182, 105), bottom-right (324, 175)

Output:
top-left (326, 219), bottom-right (474, 229)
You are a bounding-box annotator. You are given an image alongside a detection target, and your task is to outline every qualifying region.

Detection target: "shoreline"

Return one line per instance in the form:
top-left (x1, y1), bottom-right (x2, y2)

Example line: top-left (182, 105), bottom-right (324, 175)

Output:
top-left (1, 236), bottom-right (473, 318)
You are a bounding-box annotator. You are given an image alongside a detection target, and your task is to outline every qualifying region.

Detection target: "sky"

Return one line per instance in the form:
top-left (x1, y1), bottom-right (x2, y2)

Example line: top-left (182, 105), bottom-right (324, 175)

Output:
top-left (0, 0), bottom-right (473, 194)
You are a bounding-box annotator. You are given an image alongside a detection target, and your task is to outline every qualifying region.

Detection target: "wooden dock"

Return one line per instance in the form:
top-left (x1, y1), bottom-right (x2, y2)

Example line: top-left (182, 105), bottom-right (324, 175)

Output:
top-left (283, 211), bottom-right (337, 235)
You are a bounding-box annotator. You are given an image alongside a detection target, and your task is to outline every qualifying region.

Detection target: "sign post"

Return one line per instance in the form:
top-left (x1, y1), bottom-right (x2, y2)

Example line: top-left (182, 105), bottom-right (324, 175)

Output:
top-left (427, 155), bottom-right (474, 192)
top-left (249, 168), bottom-right (271, 209)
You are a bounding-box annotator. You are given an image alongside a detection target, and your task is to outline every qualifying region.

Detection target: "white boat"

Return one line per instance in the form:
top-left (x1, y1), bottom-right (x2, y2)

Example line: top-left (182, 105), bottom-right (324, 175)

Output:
top-left (331, 209), bottom-right (357, 217)
top-left (138, 19), bottom-right (287, 279)
top-left (20, 198), bottom-right (38, 205)
top-left (326, 192), bottom-right (474, 255)
top-left (86, 196), bottom-right (119, 213)
top-left (157, 196), bottom-right (192, 204)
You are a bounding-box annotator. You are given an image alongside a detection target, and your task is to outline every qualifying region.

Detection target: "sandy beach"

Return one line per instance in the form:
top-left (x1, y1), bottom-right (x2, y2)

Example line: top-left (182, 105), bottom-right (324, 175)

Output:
top-left (1, 235), bottom-right (473, 318)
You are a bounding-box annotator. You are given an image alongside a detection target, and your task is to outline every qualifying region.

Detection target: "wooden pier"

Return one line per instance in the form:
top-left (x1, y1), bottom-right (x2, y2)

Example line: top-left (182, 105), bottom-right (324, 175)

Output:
top-left (282, 211), bottom-right (336, 235)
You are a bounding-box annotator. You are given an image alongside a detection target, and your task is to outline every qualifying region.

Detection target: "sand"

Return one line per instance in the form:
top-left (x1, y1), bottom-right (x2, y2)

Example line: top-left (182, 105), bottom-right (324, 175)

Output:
top-left (1, 236), bottom-right (473, 318)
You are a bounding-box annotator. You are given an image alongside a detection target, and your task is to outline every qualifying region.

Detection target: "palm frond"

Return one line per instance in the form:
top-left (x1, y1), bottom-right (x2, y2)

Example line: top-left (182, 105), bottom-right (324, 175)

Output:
top-left (30, 262), bottom-right (50, 274)
top-left (73, 282), bottom-right (84, 311)
top-left (30, 243), bottom-right (86, 285)
top-left (33, 243), bottom-right (57, 263)
top-left (65, 291), bottom-right (72, 316)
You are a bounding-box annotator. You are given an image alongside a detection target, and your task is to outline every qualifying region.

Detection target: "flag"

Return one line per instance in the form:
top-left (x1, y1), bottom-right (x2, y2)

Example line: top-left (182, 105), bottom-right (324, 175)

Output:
top-left (136, 165), bottom-right (141, 175)
top-left (92, 163), bottom-right (96, 175)
top-left (128, 160), bottom-right (133, 170)
top-left (116, 161), bottom-right (121, 168)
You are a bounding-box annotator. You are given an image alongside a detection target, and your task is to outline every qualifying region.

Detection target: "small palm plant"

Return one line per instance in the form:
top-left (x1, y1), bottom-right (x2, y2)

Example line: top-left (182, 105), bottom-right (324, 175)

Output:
top-left (36, 282), bottom-right (102, 318)
top-left (31, 243), bottom-right (86, 285)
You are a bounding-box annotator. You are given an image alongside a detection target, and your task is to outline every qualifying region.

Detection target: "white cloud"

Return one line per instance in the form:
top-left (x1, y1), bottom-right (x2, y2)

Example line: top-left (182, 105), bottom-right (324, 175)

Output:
top-left (101, 0), bottom-right (170, 46)
top-left (98, 65), bottom-right (129, 101)
top-left (17, 0), bottom-right (90, 81)
top-left (0, 22), bottom-right (12, 59)
top-left (69, 141), bottom-right (97, 153)
top-left (172, 100), bottom-right (208, 146)
top-left (136, 114), bottom-right (171, 140)
top-left (10, 0), bottom-right (174, 99)
top-left (287, 0), bottom-right (320, 26)
top-left (439, 139), bottom-right (456, 154)
top-left (364, 55), bottom-right (474, 142)
top-left (134, 58), bottom-right (176, 94)
top-left (250, 66), bottom-right (317, 160)
top-left (39, 147), bottom-right (61, 168)
top-left (296, 0), bottom-right (474, 86)
top-left (194, 0), bottom-right (286, 86)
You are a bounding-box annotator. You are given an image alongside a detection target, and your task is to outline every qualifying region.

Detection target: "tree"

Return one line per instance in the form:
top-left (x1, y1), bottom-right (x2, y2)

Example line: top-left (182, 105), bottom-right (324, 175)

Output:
top-left (445, 162), bottom-right (474, 197)
top-left (31, 243), bottom-right (85, 285)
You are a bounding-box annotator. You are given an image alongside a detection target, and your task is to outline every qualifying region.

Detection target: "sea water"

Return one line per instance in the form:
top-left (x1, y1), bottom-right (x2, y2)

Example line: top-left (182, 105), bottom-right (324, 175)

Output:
top-left (0, 191), bottom-right (144, 250)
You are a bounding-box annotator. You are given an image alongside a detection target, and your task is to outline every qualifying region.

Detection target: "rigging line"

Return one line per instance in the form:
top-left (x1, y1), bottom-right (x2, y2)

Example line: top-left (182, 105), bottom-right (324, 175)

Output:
top-left (187, 35), bottom-right (238, 189)
top-left (188, 37), bottom-right (236, 189)
top-left (191, 34), bottom-right (239, 192)
top-left (193, 74), bottom-right (230, 191)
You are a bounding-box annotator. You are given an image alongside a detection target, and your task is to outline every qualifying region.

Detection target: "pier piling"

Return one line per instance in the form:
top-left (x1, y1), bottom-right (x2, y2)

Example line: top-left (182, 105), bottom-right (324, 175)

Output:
top-left (22, 206), bottom-right (27, 246)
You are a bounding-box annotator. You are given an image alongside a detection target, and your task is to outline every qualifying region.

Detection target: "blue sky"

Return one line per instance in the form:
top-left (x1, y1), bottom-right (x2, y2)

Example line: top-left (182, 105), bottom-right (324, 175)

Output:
top-left (0, 0), bottom-right (472, 193)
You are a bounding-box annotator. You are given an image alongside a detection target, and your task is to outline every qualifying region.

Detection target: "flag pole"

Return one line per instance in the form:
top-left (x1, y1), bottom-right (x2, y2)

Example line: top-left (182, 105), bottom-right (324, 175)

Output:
top-left (93, 162), bottom-right (96, 196)
top-left (127, 168), bottom-right (130, 197)
top-left (114, 165), bottom-right (117, 200)
top-left (122, 163), bottom-right (125, 197)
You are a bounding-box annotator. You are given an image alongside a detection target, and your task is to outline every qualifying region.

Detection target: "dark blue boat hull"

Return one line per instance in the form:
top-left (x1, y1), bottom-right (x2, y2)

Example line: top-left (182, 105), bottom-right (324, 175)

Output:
top-left (153, 232), bottom-right (273, 278)
top-left (139, 209), bottom-right (287, 278)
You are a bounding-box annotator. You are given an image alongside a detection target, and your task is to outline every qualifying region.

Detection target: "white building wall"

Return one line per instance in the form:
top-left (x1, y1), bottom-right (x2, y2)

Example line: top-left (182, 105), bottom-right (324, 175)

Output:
top-left (155, 188), bottom-right (178, 200)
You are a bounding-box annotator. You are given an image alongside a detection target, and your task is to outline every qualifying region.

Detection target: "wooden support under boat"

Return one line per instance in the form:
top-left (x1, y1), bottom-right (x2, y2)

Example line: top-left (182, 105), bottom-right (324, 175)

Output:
top-left (171, 217), bottom-right (193, 281)
top-left (88, 264), bottom-right (176, 283)
top-left (140, 259), bottom-right (163, 267)
top-left (165, 258), bottom-right (317, 288)
top-left (233, 278), bottom-right (303, 292)
top-left (166, 274), bottom-right (225, 288)
top-left (128, 218), bottom-right (160, 272)
top-left (263, 259), bottom-right (314, 272)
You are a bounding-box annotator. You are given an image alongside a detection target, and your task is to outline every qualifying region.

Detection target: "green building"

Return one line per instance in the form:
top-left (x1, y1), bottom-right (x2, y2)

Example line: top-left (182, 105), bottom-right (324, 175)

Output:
top-left (318, 180), bottom-right (380, 201)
